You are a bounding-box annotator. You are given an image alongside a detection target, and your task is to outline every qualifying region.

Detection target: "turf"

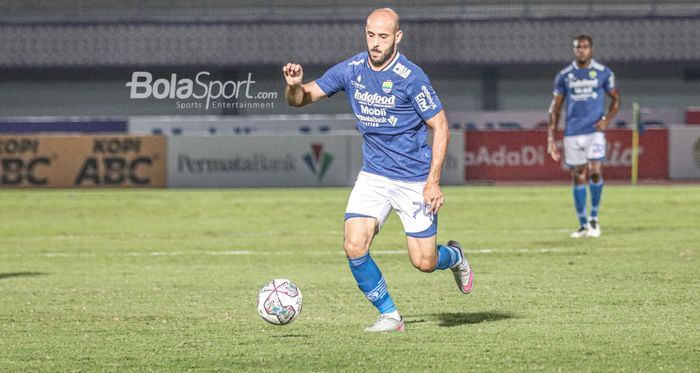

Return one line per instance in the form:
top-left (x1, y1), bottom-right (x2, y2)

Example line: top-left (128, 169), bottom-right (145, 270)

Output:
top-left (0, 186), bottom-right (698, 372)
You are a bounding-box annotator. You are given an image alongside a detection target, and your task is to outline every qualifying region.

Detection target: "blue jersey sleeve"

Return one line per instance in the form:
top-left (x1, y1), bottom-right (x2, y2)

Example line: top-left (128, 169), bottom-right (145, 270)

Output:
top-left (553, 72), bottom-right (566, 96)
top-left (603, 69), bottom-right (616, 92)
top-left (409, 73), bottom-right (443, 121)
top-left (315, 61), bottom-right (348, 98)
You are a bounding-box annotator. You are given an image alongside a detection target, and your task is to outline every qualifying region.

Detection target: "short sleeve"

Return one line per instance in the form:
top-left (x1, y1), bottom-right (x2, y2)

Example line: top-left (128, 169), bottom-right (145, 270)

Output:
top-left (553, 72), bottom-right (566, 96)
top-left (315, 61), bottom-right (348, 98)
top-left (409, 74), bottom-right (443, 121)
top-left (603, 70), bottom-right (615, 92)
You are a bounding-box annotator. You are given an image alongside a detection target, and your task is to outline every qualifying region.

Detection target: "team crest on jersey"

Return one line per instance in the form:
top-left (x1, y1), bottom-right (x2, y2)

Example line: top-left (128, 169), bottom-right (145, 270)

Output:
top-left (589, 70), bottom-right (597, 78)
top-left (382, 80), bottom-right (393, 93)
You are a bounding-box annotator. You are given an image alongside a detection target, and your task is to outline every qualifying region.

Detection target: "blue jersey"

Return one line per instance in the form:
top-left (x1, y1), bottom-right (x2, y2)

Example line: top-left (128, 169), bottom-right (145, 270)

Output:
top-left (553, 59), bottom-right (615, 136)
top-left (315, 52), bottom-right (443, 181)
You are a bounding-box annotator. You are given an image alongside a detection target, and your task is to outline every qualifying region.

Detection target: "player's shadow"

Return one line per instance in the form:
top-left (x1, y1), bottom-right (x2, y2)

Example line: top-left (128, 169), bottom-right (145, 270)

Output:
top-left (407, 311), bottom-right (515, 327)
top-left (0, 272), bottom-right (46, 280)
top-left (276, 334), bottom-right (310, 338)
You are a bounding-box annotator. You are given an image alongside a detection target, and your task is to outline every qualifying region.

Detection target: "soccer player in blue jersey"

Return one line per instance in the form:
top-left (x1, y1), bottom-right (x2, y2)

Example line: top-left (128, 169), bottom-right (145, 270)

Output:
top-left (283, 8), bottom-right (473, 332)
top-left (547, 35), bottom-right (621, 238)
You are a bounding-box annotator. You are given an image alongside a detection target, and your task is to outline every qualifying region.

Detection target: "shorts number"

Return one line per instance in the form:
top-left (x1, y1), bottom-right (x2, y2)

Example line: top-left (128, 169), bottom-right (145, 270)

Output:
top-left (412, 202), bottom-right (433, 219)
top-left (592, 143), bottom-right (605, 154)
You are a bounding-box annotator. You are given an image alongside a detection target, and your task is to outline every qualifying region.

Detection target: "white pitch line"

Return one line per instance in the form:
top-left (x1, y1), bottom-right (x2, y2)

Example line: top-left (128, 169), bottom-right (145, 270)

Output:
top-left (206, 250), bottom-right (257, 256)
top-left (34, 247), bottom-right (572, 258)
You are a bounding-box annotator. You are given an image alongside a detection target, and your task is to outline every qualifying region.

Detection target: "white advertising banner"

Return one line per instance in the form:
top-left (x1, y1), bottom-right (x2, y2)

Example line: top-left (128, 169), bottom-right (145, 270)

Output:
top-left (168, 132), bottom-right (464, 188)
top-left (169, 134), bottom-right (354, 187)
top-left (669, 127), bottom-right (700, 179)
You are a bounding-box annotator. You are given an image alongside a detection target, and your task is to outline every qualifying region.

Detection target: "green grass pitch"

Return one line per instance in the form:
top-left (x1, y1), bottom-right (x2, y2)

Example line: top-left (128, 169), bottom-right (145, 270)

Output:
top-left (0, 186), bottom-right (698, 372)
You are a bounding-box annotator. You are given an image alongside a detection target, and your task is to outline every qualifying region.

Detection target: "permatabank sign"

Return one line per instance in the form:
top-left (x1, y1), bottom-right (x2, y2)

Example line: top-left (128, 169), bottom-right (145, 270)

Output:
top-left (168, 134), bottom-right (355, 187)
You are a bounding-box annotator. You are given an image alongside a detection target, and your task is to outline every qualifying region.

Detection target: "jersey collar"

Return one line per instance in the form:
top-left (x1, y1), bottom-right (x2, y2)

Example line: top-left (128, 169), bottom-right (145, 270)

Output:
top-left (571, 59), bottom-right (595, 70)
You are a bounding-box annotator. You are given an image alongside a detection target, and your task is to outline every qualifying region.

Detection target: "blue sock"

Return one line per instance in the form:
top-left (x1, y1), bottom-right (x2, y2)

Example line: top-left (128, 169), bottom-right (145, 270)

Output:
top-left (589, 179), bottom-right (603, 219)
top-left (573, 184), bottom-right (588, 227)
top-left (347, 252), bottom-right (396, 314)
top-left (435, 244), bottom-right (462, 270)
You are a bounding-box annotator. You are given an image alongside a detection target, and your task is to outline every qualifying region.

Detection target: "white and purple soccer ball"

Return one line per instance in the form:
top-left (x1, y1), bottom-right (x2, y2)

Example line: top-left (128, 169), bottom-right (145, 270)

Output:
top-left (257, 279), bottom-right (303, 325)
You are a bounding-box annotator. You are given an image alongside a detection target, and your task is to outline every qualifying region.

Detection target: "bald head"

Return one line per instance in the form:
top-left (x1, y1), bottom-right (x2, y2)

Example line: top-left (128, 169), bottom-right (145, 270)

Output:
top-left (367, 8), bottom-right (400, 34)
top-left (365, 8), bottom-right (402, 69)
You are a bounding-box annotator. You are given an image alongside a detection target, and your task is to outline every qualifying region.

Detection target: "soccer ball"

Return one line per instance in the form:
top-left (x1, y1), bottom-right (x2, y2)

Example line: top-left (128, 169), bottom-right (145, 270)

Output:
top-left (257, 279), bottom-right (303, 325)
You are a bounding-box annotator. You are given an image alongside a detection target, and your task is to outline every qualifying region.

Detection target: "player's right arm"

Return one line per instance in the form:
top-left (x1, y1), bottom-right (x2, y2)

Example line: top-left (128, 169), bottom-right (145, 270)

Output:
top-left (547, 93), bottom-right (565, 162)
top-left (283, 63), bottom-right (327, 107)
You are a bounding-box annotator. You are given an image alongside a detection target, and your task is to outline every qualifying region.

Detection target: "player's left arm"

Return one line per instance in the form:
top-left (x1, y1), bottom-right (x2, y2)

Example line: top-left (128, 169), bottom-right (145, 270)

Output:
top-left (423, 109), bottom-right (449, 215)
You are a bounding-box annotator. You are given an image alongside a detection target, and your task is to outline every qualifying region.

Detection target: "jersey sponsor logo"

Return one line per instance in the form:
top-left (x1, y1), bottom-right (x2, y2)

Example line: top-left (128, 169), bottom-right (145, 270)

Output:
top-left (360, 104), bottom-right (386, 116)
top-left (415, 93), bottom-right (430, 112)
top-left (388, 115), bottom-right (398, 127)
top-left (421, 85), bottom-right (437, 110)
top-left (415, 87), bottom-right (438, 113)
top-left (382, 80), bottom-right (393, 93)
top-left (568, 78), bottom-right (597, 89)
top-left (351, 79), bottom-right (366, 90)
top-left (354, 114), bottom-right (386, 127)
top-left (415, 85), bottom-right (437, 112)
top-left (392, 62), bottom-right (411, 78)
top-left (353, 90), bottom-right (396, 107)
top-left (567, 77), bottom-right (599, 101)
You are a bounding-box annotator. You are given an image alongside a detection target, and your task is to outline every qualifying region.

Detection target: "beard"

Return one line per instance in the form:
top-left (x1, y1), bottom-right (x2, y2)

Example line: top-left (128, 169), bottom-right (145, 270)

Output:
top-left (576, 55), bottom-right (591, 65)
top-left (368, 42), bottom-right (396, 67)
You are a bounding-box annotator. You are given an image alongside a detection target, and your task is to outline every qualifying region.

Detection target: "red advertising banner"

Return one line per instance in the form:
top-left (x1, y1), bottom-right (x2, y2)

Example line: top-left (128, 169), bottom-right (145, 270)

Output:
top-left (464, 129), bottom-right (668, 181)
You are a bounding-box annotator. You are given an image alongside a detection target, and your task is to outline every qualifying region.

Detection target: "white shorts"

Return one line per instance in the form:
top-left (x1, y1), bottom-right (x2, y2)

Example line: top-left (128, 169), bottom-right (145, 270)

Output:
top-left (345, 171), bottom-right (437, 238)
top-left (564, 132), bottom-right (607, 167)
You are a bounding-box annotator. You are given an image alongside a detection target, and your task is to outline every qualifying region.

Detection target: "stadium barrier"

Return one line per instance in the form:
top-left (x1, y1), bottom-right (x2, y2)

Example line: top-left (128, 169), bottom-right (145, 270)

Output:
top-left (3, 116), bottom-right (698, 187)
top-left (669, 127), bottom-right (700, 179)
top-left (0, 135), bottom-right (166, 188)
top-left (129, 115), bottom-right (357, 136)
top-left (127, 109), bottom-right (684, 136)
top-left (0, 118), bottom-right (127, 134)
top-left (448, 108), bottom-right (682, 131)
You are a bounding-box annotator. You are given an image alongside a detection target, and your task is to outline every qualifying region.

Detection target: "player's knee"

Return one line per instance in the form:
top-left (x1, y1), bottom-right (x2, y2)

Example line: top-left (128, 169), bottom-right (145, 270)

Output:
top-left (590, 172), bottom-right (602, 183)
top-left (572, 170), bottom-right (587, 184)
top-left (343, 237), bottom-right (369, 258)
top-left (411, 258), bottom-right (436, 273)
